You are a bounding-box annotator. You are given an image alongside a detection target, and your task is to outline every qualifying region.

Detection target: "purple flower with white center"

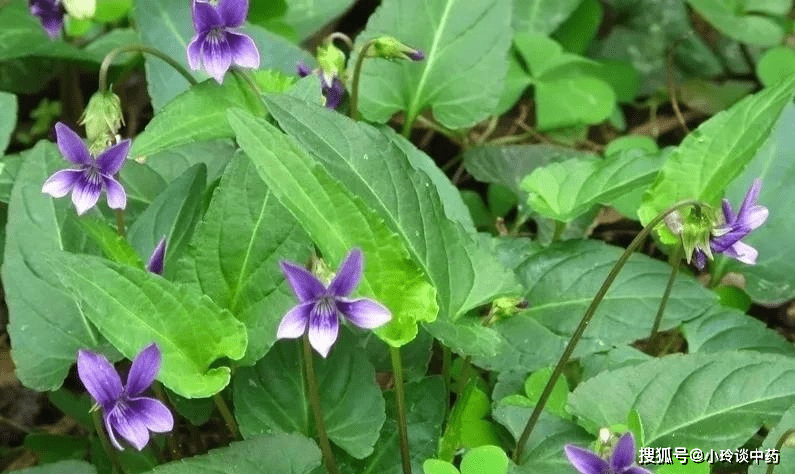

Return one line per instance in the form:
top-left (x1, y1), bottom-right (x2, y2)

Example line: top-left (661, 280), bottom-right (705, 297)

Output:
top-left (146, 237), bottom-right (167, 275)
top-left (693, 178), bottom-right (768, 269)
top-left (187, 0), bottom-right (260, 84)
top-left (565, 433), bottom-right (651, 474)
top-left (296, 62), bottom-right (346, 109)
top-left (42, 122), bottom-right (129, 216)
top-left (29, 0), bottom-right (65, 39)
top-left (277, 248), bottom-right (391, 358)
top-left (77, 344), bottom-right (173, 451)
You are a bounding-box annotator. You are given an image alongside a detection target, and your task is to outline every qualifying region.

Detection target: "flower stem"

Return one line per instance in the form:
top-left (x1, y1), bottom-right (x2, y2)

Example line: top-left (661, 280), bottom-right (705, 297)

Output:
top-left (767, 429), bottom-right (795, 474)
top-left (302, 334), bottom-right (339, 474)
top-left (151, 382), bottom-right (181, 459)
top-left (91, 410), bottom-right (128, 474)
top-left (390, 346), bottom-right (413, 474)
top-left (212, 393), bottom-right (240, 441)
top-left (511, 199), bottom-right (706, 464)
top-left (115, 209), bottom-right (126, 237)
top-left (99, 44), bottom-right (197, 93)
top-left (648, 245), bottom-right (683, 339)
top-left (349, 39), bottom-right (377, 121)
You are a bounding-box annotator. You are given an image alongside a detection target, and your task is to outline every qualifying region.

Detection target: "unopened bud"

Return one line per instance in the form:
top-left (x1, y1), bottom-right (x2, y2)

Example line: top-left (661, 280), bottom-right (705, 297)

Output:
top-left (80, 90), bottom-right (123, 154)
top-left (317, 42), bottom-right (346, 86)
top-left (368, 36), bottom-right (425, 62)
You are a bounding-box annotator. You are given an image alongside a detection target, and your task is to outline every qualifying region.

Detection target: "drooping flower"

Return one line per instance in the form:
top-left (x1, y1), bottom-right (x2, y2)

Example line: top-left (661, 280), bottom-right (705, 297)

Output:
top-left (297, 61), bottom-right (346, 109)
top-left (692, 178), bottom-right (768, 269)
top-left (42, 122), bottom-right (129, 215)
top-left (367, 36), bottom-right (425, 62)
top-left (77, 344), bottom-right (174, 451)
top-left (565, 433), bottom-right (651, 474)
top-left (187, 0), bottom-right (260, 84)
top-left (29, 0), bottom-right (65, 39)
top-left (146, 237), bottom-right (167, 275)
top-left (277, 248), bottom-right (391, 357)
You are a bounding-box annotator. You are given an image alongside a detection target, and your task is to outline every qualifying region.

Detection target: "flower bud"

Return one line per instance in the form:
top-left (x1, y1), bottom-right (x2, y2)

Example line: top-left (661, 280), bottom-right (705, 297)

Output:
top-left (678, 206), bottom-right (718, 266)
top-left (368, 36), bottom-right (425, 62)
top-left (317, 42), bottom-right (347, 87)
top-left (80, 90), bottom-right (124, 154)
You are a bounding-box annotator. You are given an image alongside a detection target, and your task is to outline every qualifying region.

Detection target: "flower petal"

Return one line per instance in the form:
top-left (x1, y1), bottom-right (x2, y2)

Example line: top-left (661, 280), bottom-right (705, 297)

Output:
top-left (192, 0), bottom-right (222, 32)
top-left (328, 248), bottom-right (363, 297)
top-left (280, 260), bottom-right (326, 302)
top-left (201, 34), bottom-right (233, 83)
top-left (277, 302), bottom-right (312, 339)
top-left (104, 412), bottom-right (124, 450)
top-left (77, 349), bottom-right (123, 409)
top-left (108, 404), bottom-right (150, 451)
top-left (127, 397), bottom-right (174, 433)
top-left (103, 175), bottom-right (127, 210)
top-left (324, 78), bottom-right (345, 109)
top-left (187, 32), bottom-right (206, 70)
top-left (609, 433), bottom-right (636, 470)
top-left (308, 306), bottom-right (339, 358)
top-left (218, 0), bottom-right (247, 27)
top-left (95, 139), bottom-right (130, 175)
top-left (126, 343), bottom-right (161, 397)
top-left (227, 31), bottom-right (260, 69)
top-left (336, 298), bottom-right (391, 329)
top-left (720, 199), bottom-right (735, 226)
top-left (724, 240), bottom-right (759, 265)
top-left (55, 122), bottom-right (91, 166)
top-left (741, 205), bottom-right (768, 231)
top-left (40, 13), bottom-right (64, 38)
top-left (146, 237), bottom-right (167, 275)
top-left (71, 174), bottom-right (102, 215)
top-left (42, 169), bottom-right (82, 198)
top-left (296, 62), bottom-right (312, 77)
top-left (738, 178), bottom-right (762, 217)
top-left (564, 445), bottom-right (610, 474)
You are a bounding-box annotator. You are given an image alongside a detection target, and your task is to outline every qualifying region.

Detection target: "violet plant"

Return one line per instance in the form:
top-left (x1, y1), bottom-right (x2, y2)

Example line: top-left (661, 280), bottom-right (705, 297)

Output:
top-left (4, 0), bottom-right (795, 473)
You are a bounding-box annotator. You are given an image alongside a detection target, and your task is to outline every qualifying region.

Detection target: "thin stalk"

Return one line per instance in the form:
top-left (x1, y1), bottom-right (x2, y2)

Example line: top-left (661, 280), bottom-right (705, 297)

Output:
top-left (767, 429), bottom-right (795, 474)
top-left (707, 255), bottom-right (729, 288)
top-left (99, 44), bottom-right (197, 93)
top-left (0, 415), bottom-right (32, 434)
top-left (511, 199), bottom-right (705, 463)
top-left (302, 334), bottom-right (339, 474)
top-left (441, 345), bottom-right (452, 418)
top-left (349, 39), bottom-right (377, 121)
top-left (115, 209), bottom-right (126, 237)
top-left (551, 221), bottom-right (566, 242)
top-left (212, 393), bottom-right (240, 441)
top-left (92, 410), bottom-right (128, 474)
top-left (390, 347), bottom-right (413, 474)
top-left (325, 32), bottom-right (354, 50)
top-left (649, 245), bottom-right (683, 339)
top-left (151, 382), bottom-right (181, 459)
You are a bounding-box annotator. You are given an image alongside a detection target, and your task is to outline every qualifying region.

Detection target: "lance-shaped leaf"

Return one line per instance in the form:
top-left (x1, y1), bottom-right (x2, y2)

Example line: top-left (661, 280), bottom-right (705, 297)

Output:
top-left (569, 352), bottom-right (795, 451)
top-left (639, 76), bottom-right (795, 243)
top-left (265, 95), bottom-right (519, 320)
top-left (355, 0), bottom-right (512, 129)
top-left (227, 108), bottom-right (437, 346)
top-left (42, 252), bottom-right (247, 398)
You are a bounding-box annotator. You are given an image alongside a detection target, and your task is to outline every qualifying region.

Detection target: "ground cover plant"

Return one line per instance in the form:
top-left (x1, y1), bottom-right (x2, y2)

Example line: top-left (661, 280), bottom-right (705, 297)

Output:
top-left (3, 0), bottom-right (795, 473)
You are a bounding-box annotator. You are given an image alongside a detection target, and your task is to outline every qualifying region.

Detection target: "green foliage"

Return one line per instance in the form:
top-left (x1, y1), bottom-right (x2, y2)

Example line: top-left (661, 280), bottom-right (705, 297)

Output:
top-left (12, 460), bottom-right (97, 474)
top-left (424, 445), bottom-right (510, 474)
top-left (512, 0), bottom-right (583, 35)
top-left (758, 46), bottom-right (795, 87)
top-left (687, 0), bottom-right (789, 47)
top-left (0, 91), bottom-right (17, 154)
top-left (439, 381), bottom-right (502, 461)
top-left (748, 404), bottom-right (795, 474)
top-left (682, 306), bottom-right (795, 355)
top-left (281, 0), bottom-right (356, 40)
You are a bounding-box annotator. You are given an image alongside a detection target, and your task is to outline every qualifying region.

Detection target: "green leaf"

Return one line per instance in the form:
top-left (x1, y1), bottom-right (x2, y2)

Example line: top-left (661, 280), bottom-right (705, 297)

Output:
top-left (460, 445), bottom-right (510, 474)
top-left (657, 458), bottom-right (711, 474)
top-left (552, 0), bottom-right (603, 55)
top-left (722, 102), bottom-right (795, 304)
top-left (63, 0), bottom-right (96, 19)
top-left (513, 0), bottom-right (583, 35)
top-left (638, 75), bottom-right (795, 243)
top-left (0, 91), bottom-right (17, 154)
top-left (12, 460), bottom-right (97, 474)
top-left (439, 382), bottom-right (501, 461)
top-left (233, 338), bottom-right (385, 459)
top-left (2, 142), bottom-right (105, 391)
top-left (127, 164), bottom-right (206, 279)
top-left (748, 404), bottom-right (795, 474)
top-left (43, 251), bottom-right (247, 398)
top-left (569, 352), bottom-right (795, 450)
top-left (146, 433), bottom-right (321, 474)
top-left (580, 346), bottom-right (651, 381)
top-left (355, 0), bottom-right (513, 129)
top-left (180, 152), bottom-right (311, 365)
top-left (0, 2), bottom-right (91, 62)
top-left (757, 46), bottom-right (795, 87)
top-left (75, 216), bottom-right (144, 268)
top-left (24, 434), bottom-right (88, 464)
top-left (133, 0), bottom-right (311, 110)
top-left (687, 0), bottom-right (786, 46)
top-left (679, 78), bottom-right (755, 115)
top-left (424, 460), bottom-right (460, 474)
top-left (604, 135), bottom-right (659, 157)
top-left (264, 95), bottom-right (519, 320)
top-left (94, 0), bottom-right (132, 22)
top-left (520, 149), bottom-right (661, 221)
top-left (130, 72), bottom-right (294, 159)
top-left (683, 305), bottom-right (795, 356)
top-left (523, 367), bottom-right (568, 419)
top-left (282, 0), bottom-right (356, 40)
top-left (227, 108), bottom-right (438, 346)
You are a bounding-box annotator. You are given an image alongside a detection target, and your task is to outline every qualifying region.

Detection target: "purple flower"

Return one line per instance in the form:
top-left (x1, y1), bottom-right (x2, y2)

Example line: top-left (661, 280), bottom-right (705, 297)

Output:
top-left (296, 61), bottom-right (346, 109)
top-left (146, 237), bottom-right (167, 275)
top-left (77, 344), bottom-right (173, 451)
top-left (42, 123), bottom-right (129, 216)
top-left (693, 179), bottom-right (768, 269)
top-left (277, 248), bottom-right (391, 357)
top-left (29, 0), bottom-right (65, 39)
top-left (565, 433), bottom-right (651, 474)
top-left (187, 0), bottom-right (260, 84)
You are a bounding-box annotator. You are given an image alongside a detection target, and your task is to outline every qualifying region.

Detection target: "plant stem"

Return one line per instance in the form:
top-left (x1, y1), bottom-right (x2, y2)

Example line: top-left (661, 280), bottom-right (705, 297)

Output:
top-left (349, 39), bottom-right (376, 121)
top-left (302, 334), bottom-right (339, 474)
top-left (390, 347), bottom-right (413, 474)
top-left (115, 209), bottom-right (126, 237)
top-left (151, 382), bottom-right (181, 459)
top-left (99, 44), bottom-right (197, 93)
top-left (511, 199), bottom-right (706, 463)
top-left (212, 393), bottom-right (240, 441)
top-left (767, 429), bottom-right (795, 474)
top-left (551, 220), bottom-right (566, 242)
top-left (91, 410), bottom-right (128, 474)
top-left (441, 345), bottom-right (452, 419)
top-left (707, 255), bottom-right (729, 288)
top-left (648, 245), bottom-right (683, 339)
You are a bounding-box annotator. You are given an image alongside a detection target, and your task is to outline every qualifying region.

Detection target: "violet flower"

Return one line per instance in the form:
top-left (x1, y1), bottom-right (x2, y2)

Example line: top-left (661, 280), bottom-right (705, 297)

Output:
top-left (277, 248), bottom-right (391, 357)
top-left (42, 122), bottom-right (129, 216)
top-left (297, 62), bottom-right (346, 109)
top-left (187, 0), bottom-right (260, 84)
top-left (29, 0), bottom-right (65, 39)
top-left (146, 237), bottom-right (167, 275)
top-left (565, 433), bottom-right (651, 474)
top-left (77, 344), bottom-right (173, 451)
top-left (693, 178), bottom-right (768, 269)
